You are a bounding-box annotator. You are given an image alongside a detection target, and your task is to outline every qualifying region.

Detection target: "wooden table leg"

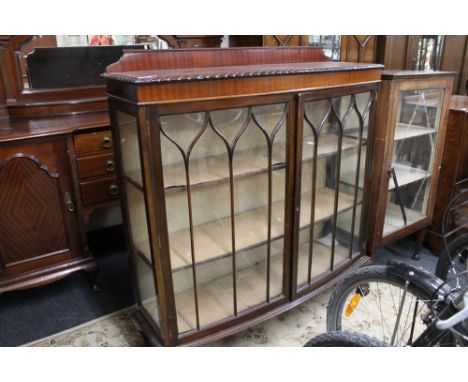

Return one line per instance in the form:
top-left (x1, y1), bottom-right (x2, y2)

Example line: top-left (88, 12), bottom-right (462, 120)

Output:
top-left (413, 228), bottom-right (427, 260)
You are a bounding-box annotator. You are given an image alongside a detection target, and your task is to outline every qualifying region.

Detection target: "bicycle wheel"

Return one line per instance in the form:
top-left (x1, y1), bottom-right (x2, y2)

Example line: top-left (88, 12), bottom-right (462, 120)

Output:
top-left (304, 331), bottom-right (389, 347)
top-left (435, 233), bottom-right (468, 283)
top-left (327, 265), bottom-right (444, 346)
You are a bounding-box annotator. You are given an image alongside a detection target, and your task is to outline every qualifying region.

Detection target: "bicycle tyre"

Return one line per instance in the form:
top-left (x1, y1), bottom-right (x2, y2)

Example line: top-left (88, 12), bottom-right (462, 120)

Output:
top-left (327, 264), bottom-right (448, 346)
top-left (435, 233), bottom-right (468, 281)
top-left (304, 331), bottom-right (389, 347)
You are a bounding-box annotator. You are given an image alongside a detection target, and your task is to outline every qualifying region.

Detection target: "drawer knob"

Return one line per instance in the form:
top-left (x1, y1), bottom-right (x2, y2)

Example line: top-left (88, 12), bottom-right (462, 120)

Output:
top-left (106, 160), bottom-right (116, 172)
top-left (108, 183), bottom-right (119, 196)
top-left (101, 136), bottom-right (113, 149)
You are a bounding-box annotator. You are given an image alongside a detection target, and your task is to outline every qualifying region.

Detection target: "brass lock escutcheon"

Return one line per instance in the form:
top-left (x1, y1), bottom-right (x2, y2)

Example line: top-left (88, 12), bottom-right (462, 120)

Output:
top-left (64, 192), bottom-right (75, 212)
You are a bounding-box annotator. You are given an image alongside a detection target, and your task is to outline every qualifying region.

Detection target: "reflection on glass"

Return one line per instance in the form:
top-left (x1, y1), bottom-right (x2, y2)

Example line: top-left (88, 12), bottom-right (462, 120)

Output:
top-left (308, 35), bottom-right (341, 61)
top-left (383, 89), bottom-right (443, 235)
top-left (414, 36), bottom-right (444, 71)
top-left (161, 104), bottom-right (288, 333)
top-left (134, 251), bottom-right (160, 327)
top-left (19, 35), bottom-right (168, 90)
top-left (119, 111), bottom-right (142, 185)
top-left (116, 111), bottom-right (160, 327)
top-left (117, 111), bottom-right (151, 259)
top-left (297, 92), bottom-right (372, 291)
top-left (126, 182), bottom-right (151, 259)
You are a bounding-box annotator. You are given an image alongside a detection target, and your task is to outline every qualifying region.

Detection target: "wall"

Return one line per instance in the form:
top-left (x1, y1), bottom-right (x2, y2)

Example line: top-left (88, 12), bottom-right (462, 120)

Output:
top-left (377, 36), bottom-right (468, 95)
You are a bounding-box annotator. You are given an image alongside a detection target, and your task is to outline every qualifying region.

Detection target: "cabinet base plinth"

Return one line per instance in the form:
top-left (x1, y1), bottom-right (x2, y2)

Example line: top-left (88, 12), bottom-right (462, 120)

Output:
top-left (134, 255), bottom-right (369, 347)
top-left (0, 257), bottom-right (97, 294)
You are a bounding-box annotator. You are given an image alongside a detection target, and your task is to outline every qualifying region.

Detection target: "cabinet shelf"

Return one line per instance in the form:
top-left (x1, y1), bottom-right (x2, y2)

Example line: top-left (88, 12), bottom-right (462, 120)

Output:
top-left (134, 187), bottom-right (355, 270)
top-left (383, 203), bottom-right (422, 235)
top-left (174, 240), bottom-right (349, 333)
top-left (340, 163), bottom-right (429, 191)
top-left (296, 241), bottom-right (349, 286)
top-left (394, 123), bottom-right (435, 141)
top-left (133, 230), bottom-right (152, 261)
top-left (125, 134), bottom-right (359, 191)
top-left (403, 94), bottom-right (440, 108)
top-left (388, 164), bottom-right (429, 190)
top-left (342, 129), bottom-right (368, 142)
top-left (168, 187), bottom-right (355, 271)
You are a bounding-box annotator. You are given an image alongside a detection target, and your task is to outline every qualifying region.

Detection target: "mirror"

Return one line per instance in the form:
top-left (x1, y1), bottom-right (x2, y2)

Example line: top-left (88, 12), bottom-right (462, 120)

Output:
top-left (414, 35), bottom-right (445, 71)
top-left (17, 35), bottom-right (169, 90)
top-left (307, 35), bottom-right (341, 61)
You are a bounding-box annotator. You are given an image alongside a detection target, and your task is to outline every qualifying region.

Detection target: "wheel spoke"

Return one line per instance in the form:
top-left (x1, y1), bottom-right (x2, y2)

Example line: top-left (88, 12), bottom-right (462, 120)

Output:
top-left (336, 277), bottom-right (434, 346)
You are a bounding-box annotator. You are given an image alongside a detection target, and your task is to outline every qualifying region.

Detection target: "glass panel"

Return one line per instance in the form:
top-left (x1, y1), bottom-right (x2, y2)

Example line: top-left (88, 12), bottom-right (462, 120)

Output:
top-left (338, 92), bottom-right (372, 256)
top-left (297, 92), bottom-right (372, 291)
top-left (161, 103), bottom-right (288, 333)
top-left (126, 181), bottom-right (151, 259)
top-left (116, 111), bottom-right (160, 327)
top-left (134, 251), bottom-right (161, 327)
top-left (118, 111), bottom-right (142, 186)
top-left (383, 89), bottom-right (444, 236)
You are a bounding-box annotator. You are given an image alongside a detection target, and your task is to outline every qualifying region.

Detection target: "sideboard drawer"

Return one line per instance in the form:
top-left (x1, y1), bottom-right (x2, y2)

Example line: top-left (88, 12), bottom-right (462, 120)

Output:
top-left (77, 153), bottom-right (116, 179)
top-left (80, 176), bottom-right (119, 205)
top-left (74, 130), bottom-right (114, 156)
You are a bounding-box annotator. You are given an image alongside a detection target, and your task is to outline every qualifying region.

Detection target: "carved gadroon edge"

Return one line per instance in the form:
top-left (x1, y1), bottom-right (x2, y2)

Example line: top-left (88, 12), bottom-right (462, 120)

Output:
top-left (102, 63), bottom-right (384, 85)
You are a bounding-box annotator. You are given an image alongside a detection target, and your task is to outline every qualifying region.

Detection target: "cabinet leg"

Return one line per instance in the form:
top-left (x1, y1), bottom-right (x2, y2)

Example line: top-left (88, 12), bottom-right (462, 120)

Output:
top-left (412, 229), bottom-right (427, 260)
top-left (86, 268), bottom-right (103, 292)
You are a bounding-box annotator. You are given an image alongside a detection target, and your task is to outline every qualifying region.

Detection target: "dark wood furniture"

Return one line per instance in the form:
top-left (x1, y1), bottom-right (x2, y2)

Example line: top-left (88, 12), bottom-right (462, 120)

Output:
top-left (73, 126), bottom-right (120, 223)
top-left (377, 36), bottom-right (468, 95)
top-left (229, 35), bottom-right (308, 47)
top-left (158, 35), bottom-right (224, 49)
top-left (0, 35), bottom-right (121, 293)
top-left (0, 115), bottom-right (111, 292)
top-left (0, 36), bottom-right (109, 118)
top-left (26, 45), bottom-right (145, 89)
top-left (425, 95), bottom-right (468, 254)
top-left (103, 47), bottom-right (383, 346)
top-left (229, 35), bottom-right (467, 95)
top-left (340, 36), bottom-right (378, 63)
top-left (229, 35), bottom-right (377, 63)
top-left (369, 71), bottom-right (453, 253)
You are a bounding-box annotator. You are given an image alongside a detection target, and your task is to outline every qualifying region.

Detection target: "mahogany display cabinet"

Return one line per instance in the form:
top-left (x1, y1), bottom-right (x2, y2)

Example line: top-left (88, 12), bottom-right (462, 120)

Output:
top-left (369, 71), bottom-right (453, 252)
top-left (103, 47), bottom-right (383, 346)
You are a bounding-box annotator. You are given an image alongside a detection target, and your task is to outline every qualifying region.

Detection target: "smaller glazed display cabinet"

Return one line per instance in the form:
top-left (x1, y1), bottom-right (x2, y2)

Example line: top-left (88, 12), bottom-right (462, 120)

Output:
top-left (103, 47), bottom-right (383, 346)
top-left (369, 71), bottom-right (453, 252)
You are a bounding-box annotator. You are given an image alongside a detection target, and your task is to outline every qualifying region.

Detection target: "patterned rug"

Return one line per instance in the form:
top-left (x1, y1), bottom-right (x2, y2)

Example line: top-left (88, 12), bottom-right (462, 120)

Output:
top-left (26, 291), bottom-right (330, 347)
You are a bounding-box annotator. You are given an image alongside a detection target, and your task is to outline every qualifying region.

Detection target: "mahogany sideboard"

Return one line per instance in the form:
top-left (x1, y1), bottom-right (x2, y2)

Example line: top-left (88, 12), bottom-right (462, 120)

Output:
top-left (0, 113), bottom-right (121, 293)
top-left (0, 36), bottom-right (121, 293)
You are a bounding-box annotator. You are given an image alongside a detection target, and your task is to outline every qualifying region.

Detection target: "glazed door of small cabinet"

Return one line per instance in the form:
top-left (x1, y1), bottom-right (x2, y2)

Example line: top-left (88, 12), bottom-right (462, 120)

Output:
top-left (0, 139), bottom-right (82, 277)
top-left (294, 86), bottom-right (376, 294)
top-left (380, 80), bottom-right (450, 241)
top-left (156, 97), bottom-right (293, 336)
